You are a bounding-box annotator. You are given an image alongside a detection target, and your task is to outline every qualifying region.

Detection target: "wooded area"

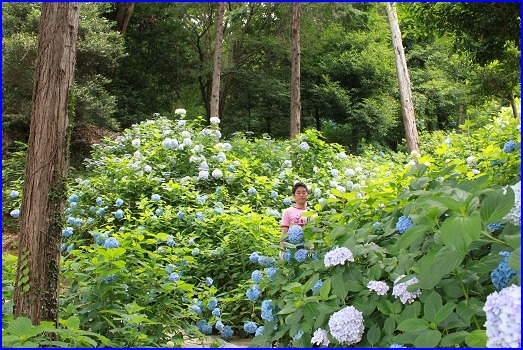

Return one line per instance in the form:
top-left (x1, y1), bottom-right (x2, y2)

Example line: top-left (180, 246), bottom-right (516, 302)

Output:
top-left (2, 1), bottom-right (520, 154)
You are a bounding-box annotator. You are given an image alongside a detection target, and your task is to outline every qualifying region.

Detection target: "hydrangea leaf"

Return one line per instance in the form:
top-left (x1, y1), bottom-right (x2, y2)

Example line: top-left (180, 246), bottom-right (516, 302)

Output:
top-left (480, 187), bottom-right (515, 224)
top-left (414, 329), bottom-right (441, 347)
top-left (507, 247), bottom-right (520, 272)
top-left (440, 213), bottom-right (481, 253)
top-left (464, 329), bottom-right (487, 348)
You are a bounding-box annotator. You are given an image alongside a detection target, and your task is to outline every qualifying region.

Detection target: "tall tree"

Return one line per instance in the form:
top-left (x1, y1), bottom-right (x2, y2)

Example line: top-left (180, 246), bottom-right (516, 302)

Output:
top-left (210, 2), bottom-right (225, 120)
top-left (386, 2), bottom-right (419, 154)
top-left (13, 2), bottom-right (80, 326)
top-left (115, 2), bottom-right (134, 36)
top-left (290, 2), bottom-right (301, 138)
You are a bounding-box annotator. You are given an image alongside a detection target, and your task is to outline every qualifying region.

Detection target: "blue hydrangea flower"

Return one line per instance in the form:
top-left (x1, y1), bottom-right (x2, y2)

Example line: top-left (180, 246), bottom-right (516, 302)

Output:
top-left (258, 256), bottom-right (276, 267)
top-left (205, 277), bottom-right (214, 287)
top-left (267, 267), bottom-right (277, 280)
top-left (115, 198), bottom-right (124, 206)
top-left (293, 329), bottom-right (304, 341)
top-left (311, 253), bottom-right (319, 260)
top-left (196, 195), bottom-right (208, 204)
top-left (227, 165), bottom-right (235, 172)
top-left (69, 194), bottom-right (79, 202)
top-left (270, 190), bottom-right (278, 199)
top-left (177, 211), bottom-right (185, 219)
top-left (215, 320), bottom-right (224, 332)
top-left (244, 321), bottom-right (258, 334)
top-left (60, 243), bottom-right (66, 252)
top-left (192, 248), bottom-right (200, 256)
top-left (214, 207), bottom-right (223, 215)
top-left (151, 193), bottom-right (161, 201)
top-left (212, 308), bottom-right (221, 316)
top-left (96, 197), bottom-right (103, 205)
top-left (221, 325), bottom-right (234, 339)
top-left (87, 217), bottom-right (94, 224)
top-left (67, 217), bottom-right (76, 225)
top-left (246, 285), bottom-right (262, 301)
top-left (104, 274), bottom-right (117, 284)
top-left (216, 187), bottom-right (222, 194)
top-left (283, 198), bottom-right (292, 206)
top-left (166, 235), bottom-right (175, 247)
top-left (189, 305), bottom-right (202, 315)
top-left (491, 251), bottom-right (518, 290)
top-left (10, 190), bottom-right (19, 199)
top-left (73, 218), bottom-right (83, 226)
top-left (251, 270), bottom-right (263, 283)
top-left (287, 225), bottom-right (304, 244)
top-left (188, 238), bottom-right (195, 245)
top-left (255, 326), bottom-right (265, 336)
top-left (249, 251), bottom-right (260, 263)
top-left (283, 250), bottom-right (292, 261)
top-left (195, 212), bottom-right (204, 221)
top-left (261, 299), bottom-right (275, 321)
top-left (196, 320), bottom-right (212, 335)
top-left (207, 297), bottom-right (218, 310)
top-left (312, 280), bottom-right (323, 292)
top-left (396, 215), bottom-right (414, 234)
top-left (294, 249), bottom-right (308, 263)
top-left (487, 221), bottom-right (505, 232)
top-left (104, 237), bottom-right (120, 249)
top-left (169, 272), bottom-right (180, 282)
top-left (214, 247), bottom-right (224, 256)
top-left (96, 208), bottom-right (105, 216)
top-left (503, 140), bottom-right (517, 153)
top-left (66, 244), bottom-right (74, 253)
top-left (390, 344), bottom-right (406, 348)
top-left (165, 264), bottom-right (175, 273)
top-left (69, 202), bottom-right (77, 208)
top-left (62, 227), bottom-right (74, 237)
top-left (247, 187), bottom-right (257, 195)
top-left (114, 209), bottom-right (124, 219)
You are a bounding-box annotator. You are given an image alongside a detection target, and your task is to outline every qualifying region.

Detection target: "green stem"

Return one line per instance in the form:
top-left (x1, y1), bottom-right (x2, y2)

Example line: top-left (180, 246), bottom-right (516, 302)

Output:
top-left (481, 231), bottom-right (509, 246)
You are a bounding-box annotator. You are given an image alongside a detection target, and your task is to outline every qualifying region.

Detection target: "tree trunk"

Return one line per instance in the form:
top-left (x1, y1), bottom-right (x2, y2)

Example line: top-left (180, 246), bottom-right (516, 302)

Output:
top-left (386, 2), bottom-right (420, 154)
top-left (290, 2), bottom-right (301, 139)
top-left (115, 2), bottom-right (134, 36)
top-left (13, 2), bottom-right (79, 327)
top-left (507, 89), bottom-right (519, 118)
top-left (210, 2), bottom-right (225, 121)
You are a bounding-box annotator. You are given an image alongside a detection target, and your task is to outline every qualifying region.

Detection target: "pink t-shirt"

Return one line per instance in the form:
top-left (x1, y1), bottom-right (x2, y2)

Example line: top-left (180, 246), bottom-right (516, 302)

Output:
top-left (281, 206), bottom-right (308, 227)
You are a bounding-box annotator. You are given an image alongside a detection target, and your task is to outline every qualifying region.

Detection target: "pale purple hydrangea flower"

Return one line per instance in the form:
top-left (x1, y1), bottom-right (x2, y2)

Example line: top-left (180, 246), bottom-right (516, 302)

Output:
top-left (367, 280), bottom-right (389, 295)
top-left (483, 284), bottom-right (521, 348)
top-left (328, 306), bottom-right (364, 345)
top-left (324, 246), bottom-right (354, 267)
top-left (311, 328), bottom-right (330, 346)
top-left (503, 181), bottom-right (521, 226)
top-left (392, 275), bottom-right (421, 304)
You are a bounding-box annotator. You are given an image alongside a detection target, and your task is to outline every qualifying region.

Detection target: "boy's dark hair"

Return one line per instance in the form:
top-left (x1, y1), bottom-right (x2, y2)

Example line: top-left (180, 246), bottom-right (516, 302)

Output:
top-left (292, 181), bottom-right (308, 194)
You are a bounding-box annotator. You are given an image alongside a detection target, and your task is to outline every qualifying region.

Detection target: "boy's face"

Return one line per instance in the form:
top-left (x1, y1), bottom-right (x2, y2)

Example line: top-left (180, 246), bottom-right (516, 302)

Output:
top-left (293, 186), bottom-right (309, 205)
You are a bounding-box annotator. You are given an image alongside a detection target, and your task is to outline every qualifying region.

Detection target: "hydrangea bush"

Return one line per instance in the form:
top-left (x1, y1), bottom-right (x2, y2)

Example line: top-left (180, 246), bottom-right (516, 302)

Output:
top-left (2, 104), bottom-right (520, 347)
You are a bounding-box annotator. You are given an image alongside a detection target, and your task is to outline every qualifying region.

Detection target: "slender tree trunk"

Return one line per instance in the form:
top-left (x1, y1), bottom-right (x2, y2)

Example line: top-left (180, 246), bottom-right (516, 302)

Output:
top-left (315, 107), bottom-right (320, 131)
top-left (115, 2), bottom-right (134, 36)
top-left (386, 2), bottom-right (420, 154)
top-left (458, 104), bottom-right (467, 125)
top-left (210, 2), bottom-right (225, 120)
top-left (507, 90), bottom-right (519, 118)
top-left (13, 2), bottom-right (79, 327)
top-left (290, 2), bottom-right (301, 138)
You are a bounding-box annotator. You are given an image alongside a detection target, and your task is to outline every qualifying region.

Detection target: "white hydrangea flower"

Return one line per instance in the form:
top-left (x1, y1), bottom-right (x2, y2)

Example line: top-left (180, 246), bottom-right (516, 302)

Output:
top-left (181, 130), bottom-right (191, 138)
top-left (331, 169), bottom-right (339, 178)
top-left (283, 160), bottom-right (292, 168)
top-left (367, 280), bottom-right (389, 296)
top-left (216, 152), bottom-right (226, 163)
top-left (132, 138), bottom-right (141, 148)
top-left (182, 138), bottom-right (193, 147)
top-left (406, 160), bottom-right (416, 167)
top-left (212, 169), bottom-right (223, 179)
top-left (328, 306), bottom-right (364, 345)
top-left (410, 150), bottom-right (420, 158)
top-left (178, 144), bottom-right (185, 151)
top-left (199, 161), bottom-right (209, 171)
top-left (313, 188), bottom-right (322, 197)
top-left (392, 275), bottom-right (421, 304)
top-left (345, 168), bottom-right (355, 177)
top-left (471, 169), bottom-right (480, 175)
top-left (329, 180), bottom-right (338, 188)
top-left (311, 328), bottom-right (330, 346)
top-left (503, 181), bottom-right (521, 226)
top-left (212, 130), bottom-right (222, 139)
top-left (318, 198), bottom-right (327, 205)
top-left (466, 155), bottom-right (478, 167)
top-left (143, 165), bottom-right (153, 173)
top-left (174, 108), bottom-right (186, 115)
top-left (444, 137), bottom-right (452, 146)
top-left (355, 166), bottom-right (362, 173)
top-left (192, 144), bottom-right (203, 153)
top-left (177, 119), bottom-right (187, 127)
top-left (198, 170), bottom-right (209, 180)
top-left (336, 152), bottom-right (347, 160)
top-left (352, 183), bottom-right (361, 191)
top-left (335, 185), bottom-right (346, 193)
top-left (346, 181), bottom-right (354, 190)
top-left (189, 156), bottom-right (199, 163)
top-left (484, 284), bottom-right (521, 348)
top-left (324, 247), bottom-right (354, 268)
top-left (133, 150), bottom-right (143, 159)
top-left (210, 116), bottom-right (220, 125)
top-left (313, 166), bottom-right (319, 172)
top-left (299, 142), bottom-right (310, 151)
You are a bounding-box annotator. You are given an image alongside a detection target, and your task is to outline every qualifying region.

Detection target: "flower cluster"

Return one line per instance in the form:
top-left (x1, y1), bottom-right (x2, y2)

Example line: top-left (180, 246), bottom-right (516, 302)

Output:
top-left (487, 221), bottom-right (505, 232)
top-left (10, 190), bottom-right (19, 198)
top-left (287, 225), bottom-right (304, 244)
top-left (196, 320), bottom-right (212, 335)
top-left (104, 237), bottom-right (120, 249)
top-left (246, 285), bottom-right (262, 301)
top-left (503, 181), bottom-right (521, 226)
top-left (324, 246), bottom-right (354, 267)
top-left (294, 249), bottom-right (308, 263)
top-left (392, 275), bottom-right (421, 304)
top-left (10, 209), bottom-right (20, 219)
top-left (328, 306), bottom-right (364, 345)
top-left (311, 280), bottom-right (323, 293)
top-left (390, 344), bottom-right (407, 348)
top-left (503, 140), bottom-right (517, 153)
top-left (367, 280), bottom-right (389, 296)
top-left (261, 299), bottom-right (275, 321)
top-left (169, 272), bottom-right (180, 282)
top-left (62, 227), bottom-right (74, 237)
top-left (299, 142), bottom-right (310, 151)
top-left (483, 284), bottom-right (521, 348)
top-left (491, 251), bottom-right (518, 290)
top-left (395, 215), bottom-right (414, 234)
top-left (251, 270), bottom-right (262, 283)
top-left (311, 328), bottom-right (330, 346)
top-left (205, 277), bottom-right (214, 287)
top-left (151, 193), bottom-right (161, 201)
top-left (244, 321), bottom-right (258, 334)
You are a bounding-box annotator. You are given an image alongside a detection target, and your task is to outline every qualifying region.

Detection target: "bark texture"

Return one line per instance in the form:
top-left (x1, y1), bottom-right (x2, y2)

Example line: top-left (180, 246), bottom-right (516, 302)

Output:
top-left (210, 2), bottom-right (225, 120)
top-left (290, 2), bottom-right (301, 139)
top-left (13, 2), bottom-right (79, 326)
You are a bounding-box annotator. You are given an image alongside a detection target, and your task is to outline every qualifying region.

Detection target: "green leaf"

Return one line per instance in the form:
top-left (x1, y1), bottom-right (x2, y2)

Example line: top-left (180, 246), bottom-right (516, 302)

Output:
top-left (467, 253), bottom-right (505, 273)
top-left (366, 323), bottom-right (381, 346)
top-left (331, 273), bottom-right (349, 301)
top-left (508, 247), bottom-right (520, 272)
top-left (397, 318), bottom-right (430, 332)
top-left (65, 315), bottom-right (80, 331)
top-left (434, 302), bottom-right (457, 324)
top-left (7, 317), bottom-right (33, 337)
top-left (282, 282), bottom-right (303, 293)
top-left (440, 213), bottom-right (481, 253)
top-left (77, 335), bottom-right (98, 347)
top-left (465, 329), bottom-right (487, 347)
top-left (391, 224), bottom-right (430, 252)
top-left (383, 317), bottom-right (396, 335)
top-left (414, 330), bottom-right (441, 347)
top-left (480, 187), bottom-right (515, 224)
top-left (423, 291), bottom-right (442, 323)
top-left (440, 331), bottom-right (468, 347)
top-left (319, 278), bottom-right (331, 299)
